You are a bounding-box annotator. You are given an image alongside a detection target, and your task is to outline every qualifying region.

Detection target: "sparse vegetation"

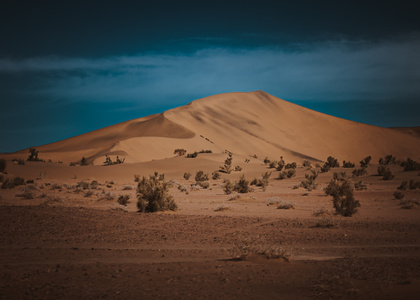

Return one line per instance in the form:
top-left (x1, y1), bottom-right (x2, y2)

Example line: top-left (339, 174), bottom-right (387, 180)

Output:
top-left (333, 172), bottom-right (348, 181)
top-left (12, 158), bottom-right (25, 165)
top-left (27, 148), bottom-right (43, 162)
top-left (352, 167), bottom-right (368, 177)
top-left (174, 149), bottom-right (187, 156)
top-left (393, 191), bottom-right (404, 200)
top-left (360, 156), bottom-right (372, 168)
top-left (223, 180), bottom-right (234, 194)
top-left (297, 170), bottom-right (318, 191)
top-left (278, 169), bottom-right (296, 180)
top-left (234, 165), bottom-right (242, 172)
top-left (354, 180), bottom-right (368, 191)
top-left (250, 172), bottom-right (271, 191)
top-left (285, 162), bottom-right (297, 169)
top-left (214, 204), bottom-right (231, 212)
top-left (263, 157), bottom-right (271, 165)
top-left (379, 155), bottom-right (397, 165)
top-left (234, 175), bottom-right (252, 193)
top-left (400, 158), bottom-right (420, 171)
top-left (195, 170), bottom-right (209, 182)
top-left (219, 153), bottom-right (233, 174)
top-left (212, 171), bottom-right (221, 180)
top-left (324, 179), bottom-right (360, 217)
top-left (136, 174), bottom-right (177, 213)
top-left (0, 159), bottom-right (6, 173)
top-left (183, 172), bottom-right (192, 180)
top-left (80, 157), bottom-right (89, 166)
top-left (277, 201), bottom-right (295, 210)
top-left (302, 160), bottom-right (311, 168)
top-left (342, 160), bottom-right (355, 168)
top-left (1, 176), bottom-right (25, 189)
top-left (377, 166), bottom-right (394, 180)
top-left (186, 150), bottom-right (212, 158)
top-left (320, 156), bottom-right (340, 173)
top-left (118, 195), bottom-right (130, 205)
top-left (103, 155), bottom-right (125, 166)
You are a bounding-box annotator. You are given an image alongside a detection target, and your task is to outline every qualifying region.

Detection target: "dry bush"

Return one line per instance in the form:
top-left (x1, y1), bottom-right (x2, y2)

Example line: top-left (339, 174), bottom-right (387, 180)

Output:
top-left (263, 157), bottom-right (271, 165)
top-left (223, 179), bottom-right (234, 194)
top-left (174, 148), bottom-right (187, 156)
top-left (354, 180), bottom-right (368, 191)
top-left (183, 172), bottom-right (191, 180)
top-left (233, 175), bottom-right (252, 193)
top-left (277, 201), bottom-right (295, 209)
top-left (77, 181), bottom-right (90, 190)
top-left (325, 179), bottom-right (360, 217)
top-left (136, 175), bottom-right (177, 212)
top-left (1, 176), bottom-right (25, 189)
top-left (313, 208), bottom-right (331, 217)
top-left (298, 170), bottom-right (318, 191)
top-left (379, 155), bottom-right (397, 165)
top-left (360, 156), bottom-right (372, 168)
top-left (195, 170), bottom-right (209, 182)
top-left (84, 190), bottom-right (94, 197)
top-left (400, 158), bottom-right (420, 171)
top-left (219, 153), bottom-right (233, 174)
top-left (393, 191), bottom-right (404, 200)
top-left (377, 166), bottom-right (394, 180)
top-left (0, 159), bottom-right (6, 173)
top-left (234, 165), bottom-right (242, 172)
top-left (266, 197), bottom-right (281, 206)
top-left (117, 194), bottom-right (130, 205)
top-left (214, 204), bottom-right (231, 212)
top-left (122, 185), bottom-right (135, 190)
top-left (400, 200), bottom-right (419, 209)
top-left (278, 169), bottom-right (296, 180)
top-left (285, 162), bottom-right (297, 169)
top-left (310, 218), bottom-right (336, 229)
top-left (342, 160), bottom-right (355, 168)
top-left (333, 172), bottom-right (348, 181)
top-left (212, 171), bottom-right (221, 180)
top-left (250, 172), bottom-right (271, 191)
top-left (302, 160), bottom-right (311, 167)
top-left (197, 181), bottom-right (210, 189)
top-left (321, 156), bottom-right (340, 173)
top-left (352, 167), bottom-right (368, 177)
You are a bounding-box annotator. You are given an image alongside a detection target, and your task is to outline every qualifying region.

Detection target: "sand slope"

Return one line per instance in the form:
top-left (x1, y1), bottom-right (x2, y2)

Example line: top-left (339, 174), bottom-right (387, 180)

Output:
top-left (7, 91), bottom-right (420, 164)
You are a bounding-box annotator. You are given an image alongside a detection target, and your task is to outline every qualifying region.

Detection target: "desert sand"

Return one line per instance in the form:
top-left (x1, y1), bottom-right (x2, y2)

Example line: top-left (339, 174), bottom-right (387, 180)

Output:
top-left (1, 91), bottom-right (420, 299)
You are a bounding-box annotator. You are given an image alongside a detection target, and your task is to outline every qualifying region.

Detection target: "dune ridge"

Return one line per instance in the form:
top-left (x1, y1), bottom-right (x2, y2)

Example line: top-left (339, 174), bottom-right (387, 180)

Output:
top-left (7, 91), bottom-right (420, 164)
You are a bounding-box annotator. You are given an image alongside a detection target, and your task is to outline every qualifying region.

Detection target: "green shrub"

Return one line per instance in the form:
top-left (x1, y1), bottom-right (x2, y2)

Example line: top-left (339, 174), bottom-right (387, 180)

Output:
top-left (136, 175), bottom-right (177, 212)
top-left (360, 156), bottom-right (372, 168)
top-left (377, 166), bottom-right (394, 180)
top-left (118, 195), bottom-right (130, 205)
top-left (183, 172), bottom-right (192, 180)
top-left (195, 170), bottom-right (209, 182)
top-left (325, 179), bottom-right (360, 217)
top-left (342, 161), bottom-right (355, 168)
top-left (0, 159), bottom-right (6, 173)
top-left (1, 176), bottom-right (25, 189)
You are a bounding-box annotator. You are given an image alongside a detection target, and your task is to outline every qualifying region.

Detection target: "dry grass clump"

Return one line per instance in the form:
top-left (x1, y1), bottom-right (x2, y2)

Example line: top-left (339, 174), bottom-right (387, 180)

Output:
top-left (117, 194), bottom-right (130, 205)
top-left (136, 174), bottom-right (177, 213)
top-left (1, 176), bottom-right (25, 189)
top-left (266, 197), bottom-right (280, 206)
top-left (214, 204), bottom-right (231, 212)
top-left (277, 201), bottom-right (295, 210)
top-left (312, 208), bottom-right (332, 217)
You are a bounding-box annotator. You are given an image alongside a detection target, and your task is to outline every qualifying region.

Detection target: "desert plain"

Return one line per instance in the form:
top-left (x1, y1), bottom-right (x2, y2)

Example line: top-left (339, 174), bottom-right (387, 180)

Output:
top-left (0, 91), bottom-right (419, 299)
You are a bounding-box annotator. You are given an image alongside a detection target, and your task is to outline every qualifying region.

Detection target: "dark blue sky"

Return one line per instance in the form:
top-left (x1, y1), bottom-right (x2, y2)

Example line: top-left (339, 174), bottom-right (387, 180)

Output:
top-left (1, 0), bottom-right (420, 152)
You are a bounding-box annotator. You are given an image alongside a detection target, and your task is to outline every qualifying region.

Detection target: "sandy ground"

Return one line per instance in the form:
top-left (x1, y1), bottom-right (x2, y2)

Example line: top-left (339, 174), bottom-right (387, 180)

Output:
top-left (1, 156), bottom-right (420, 299)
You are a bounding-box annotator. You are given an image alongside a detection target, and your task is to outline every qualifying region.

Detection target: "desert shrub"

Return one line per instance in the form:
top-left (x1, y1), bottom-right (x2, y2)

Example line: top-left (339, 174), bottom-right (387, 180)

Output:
top-left (277, 157), bottom-right (285, 171)
top-left (84, 190), bottom-right (94, 197)
top-left (397, 181), bottom-right (408, 190)
top-left (233, 175), bottom-right (252, 193)
top-left (302, 160), bottom-right (311, 167)
top-left (360, 156), bottom-right (372, 168)
top-left (269, 161), bottom-right (278, 169)
top-left (223, 180), bottom-right (234, 194)
top-left (212, 171), bottom-right (221, 180)
top-left (197, 181), bottom-right (210, 189)
top-left (1, 176), bottom-right (25, 189)
top-left (263, 157), bottom-right (271, 164)
top-left (27, 148), bottom-right (43, 162)
top-left (77, 181), bottom-right (90, 190)
top-left (352, 167), bottom-right (368, 177)
top-left (50, 183), bottom-right (62, 190)
top-left (234, 165), bottom-right (242, 172)
top-left (285, 162), bottom-right (297, 169)
top-left (80, 157), bottom-right (88, 166)
top-left (0, 159), bottom-right (6, 173)
top-left (186, 152), bottom-right (198, 158)
top-left (69, 162), bottom-right (77, 166)
top-left (174, 149), bottom-right (187, 156)
top-left (333, 172), bottom-right (348, 181)
top-left (136, 175), bottom-right (177, 212)
top-left (277, 201), bottom-right (295, 210)
top-left (354, 180), bottom-right (368, 191)
top-left (219, 153), bottom-right (233, 174)
top-left (299, 170), bottom-right (318, 191)
top-left (408, 180), bottom-right (420, 190)
top-left (278, 169), bottom-right (296, 180)
top-left (250, 172), bottom-right (271, 191)
top-left (183, 172), bottom-right (192, 180)
top-left (134, 175), bottom-right (141, 182)
top-left (0, 174), bottom-right (4, 182)
top-left (90, 180), bottom-right (99, 189)
top-left (393, 191), bottom-right (404, 200)
top-left (103, 155), bottom-right (125, 166)
top-left (195, 170), bottom-right (209, 182)
top-left (377, 166), bottom-right (394, 180)
top-left (400, 158), bottom-right (420, 171)
top-left (342, 161), bottom-right (355, 168)
top-left (118, 194), bottom-right (130, 205)
top-left (12, 158), bottom-right (25, 165)
top-left (399, 200), bottom-right (419, 209)
top-left (325, 179), bottom-right (360, 217)
top-left (321, 156), bottom-right (339, 173)
top-left (379, 154), bottom-right (397, 165)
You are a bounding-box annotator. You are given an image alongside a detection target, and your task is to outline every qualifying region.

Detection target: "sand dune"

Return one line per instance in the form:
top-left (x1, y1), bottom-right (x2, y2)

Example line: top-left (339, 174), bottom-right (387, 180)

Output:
top-left (6, 91), bottom-right (420, 165)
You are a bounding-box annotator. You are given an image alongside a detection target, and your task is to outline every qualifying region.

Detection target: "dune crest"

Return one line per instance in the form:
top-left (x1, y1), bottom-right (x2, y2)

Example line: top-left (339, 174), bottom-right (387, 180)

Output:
top-left (8, 91), bottom-right (420, 164)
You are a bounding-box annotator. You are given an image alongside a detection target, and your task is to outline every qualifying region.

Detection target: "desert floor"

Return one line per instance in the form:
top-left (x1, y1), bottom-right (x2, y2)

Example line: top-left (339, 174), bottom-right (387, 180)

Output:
top-left (1, 156), bottom-right (419, 299)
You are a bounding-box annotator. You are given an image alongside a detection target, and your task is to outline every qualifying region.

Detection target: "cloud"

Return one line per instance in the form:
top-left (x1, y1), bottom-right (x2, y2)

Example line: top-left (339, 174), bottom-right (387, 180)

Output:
top-left (1, 36), bottom-right (420, 105)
